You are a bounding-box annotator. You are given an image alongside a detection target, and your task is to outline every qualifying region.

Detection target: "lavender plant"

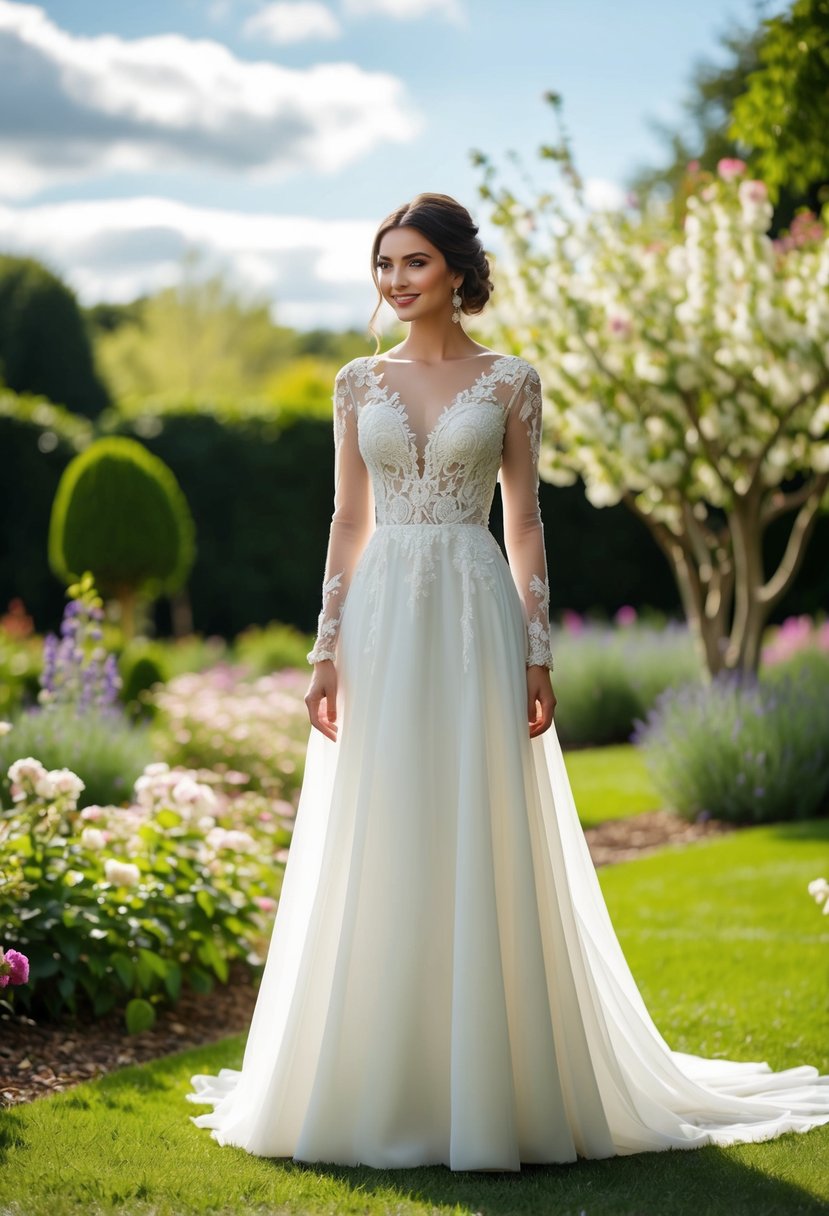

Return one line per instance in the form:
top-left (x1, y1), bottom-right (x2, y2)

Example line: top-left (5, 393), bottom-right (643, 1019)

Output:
top-left (633, 655), bottom-right (829, 824)
top-left (0, 573), bottom-right (154, 808)
top-left (39, 571), bottom-right (122, 712)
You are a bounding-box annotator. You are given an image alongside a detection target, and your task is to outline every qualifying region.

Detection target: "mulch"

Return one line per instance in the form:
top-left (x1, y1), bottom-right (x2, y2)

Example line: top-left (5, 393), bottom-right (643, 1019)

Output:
top-left (0, 809), bottom-right (733, 1111)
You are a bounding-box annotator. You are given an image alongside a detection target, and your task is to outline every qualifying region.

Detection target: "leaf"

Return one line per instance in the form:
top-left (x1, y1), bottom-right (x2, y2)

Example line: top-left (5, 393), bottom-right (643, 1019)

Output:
top-left (187, 966), bottom-right (213, 995)
top-left (195, 889), bottom-right (214, 918)
top-left (110, 952), bottom-right (134, 988)
top-left (125, 997), bottom-right (156, 1035)
top-left (163, 962), bottom-right (182, 1002)
top-left (137, 947), bottom-right (168, 979)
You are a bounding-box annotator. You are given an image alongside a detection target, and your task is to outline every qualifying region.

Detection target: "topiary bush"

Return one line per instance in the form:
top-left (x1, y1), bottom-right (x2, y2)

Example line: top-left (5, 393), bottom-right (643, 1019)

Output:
top-left (48, 436), bottom-right (196, 640)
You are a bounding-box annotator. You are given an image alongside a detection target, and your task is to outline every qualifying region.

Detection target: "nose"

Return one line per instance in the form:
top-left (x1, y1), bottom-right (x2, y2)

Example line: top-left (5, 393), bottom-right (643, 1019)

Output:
top-left (391, 266), bottom-right (409, 291)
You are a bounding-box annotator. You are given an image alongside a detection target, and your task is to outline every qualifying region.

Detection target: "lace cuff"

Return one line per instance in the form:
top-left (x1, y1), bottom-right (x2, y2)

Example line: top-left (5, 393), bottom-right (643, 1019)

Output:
top-left (306, 572), bottom-right (345, 664)
top-left (526, 573), bottom-right (554, 669)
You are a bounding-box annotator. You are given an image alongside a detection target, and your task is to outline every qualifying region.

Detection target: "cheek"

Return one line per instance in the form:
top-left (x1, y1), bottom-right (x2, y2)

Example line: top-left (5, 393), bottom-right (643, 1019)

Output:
top-left (416, 265), bottom-right (449, 293)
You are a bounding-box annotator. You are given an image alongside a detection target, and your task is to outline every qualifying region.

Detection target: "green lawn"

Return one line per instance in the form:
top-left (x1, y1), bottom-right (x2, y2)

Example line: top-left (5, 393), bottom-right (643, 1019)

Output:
top-left (3, 819), bottom-right (828, 1216)
top-left (565, 743), bottom-right (661, 827)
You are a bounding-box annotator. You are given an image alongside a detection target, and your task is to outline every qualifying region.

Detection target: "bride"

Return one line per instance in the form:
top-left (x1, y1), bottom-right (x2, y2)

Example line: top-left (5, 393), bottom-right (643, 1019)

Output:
top-left (187, 192), bottom-right (829, 1171)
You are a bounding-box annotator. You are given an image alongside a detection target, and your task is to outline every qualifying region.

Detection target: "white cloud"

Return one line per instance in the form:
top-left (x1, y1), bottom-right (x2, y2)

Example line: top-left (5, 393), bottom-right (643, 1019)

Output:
top-left (0, 0), bottom-right (419, 199)
top-left (343, 0), bottom-right (464, 23)
top-left (243, 2), bottom-right (341, 44)
top-left (0, 195), bottom-right (386, 330)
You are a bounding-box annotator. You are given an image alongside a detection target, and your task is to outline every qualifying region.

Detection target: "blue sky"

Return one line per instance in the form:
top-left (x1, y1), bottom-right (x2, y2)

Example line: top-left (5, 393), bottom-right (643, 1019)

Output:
top-left (0, 0), bottom-right (771, 329)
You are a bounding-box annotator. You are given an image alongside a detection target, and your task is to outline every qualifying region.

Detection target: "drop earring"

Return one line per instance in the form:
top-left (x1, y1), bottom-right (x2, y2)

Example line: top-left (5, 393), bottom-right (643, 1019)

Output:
top-left (451, 287), bottom-right (462, 324)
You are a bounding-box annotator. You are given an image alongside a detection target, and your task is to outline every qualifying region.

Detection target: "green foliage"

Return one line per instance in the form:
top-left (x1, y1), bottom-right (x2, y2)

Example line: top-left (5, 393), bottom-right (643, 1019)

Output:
top-left (0, 631), bottom-right (41, 718)
top-left (93, 255), bottom-right (299, 404)
top-left (0, 390), bottom-right (95, 632)
top-left (119, 641), bottom-right (171, 721)
top-left (103, 410), bottom-right (332, 638)
top-left (0, 760), bottom-right (290, 1023)
top-left (232, 621), bottom-right (315, 676)
top-left (730, 0), bottom-right (829, 202)
top-left (551, 621), bottom-right (701, 747)
top-left (0, 704), bottom-right (154, 809)
top-left (0, 254), bottom-right (110, 419)
top-left (633, 652), bottom-right (829, 823)
top-left (48, 436), bottom-right (196, 602)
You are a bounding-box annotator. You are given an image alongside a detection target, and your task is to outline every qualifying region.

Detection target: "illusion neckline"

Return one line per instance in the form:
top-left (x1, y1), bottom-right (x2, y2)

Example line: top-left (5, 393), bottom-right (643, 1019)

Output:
top-left (363, 352), bottom-right (515, 481)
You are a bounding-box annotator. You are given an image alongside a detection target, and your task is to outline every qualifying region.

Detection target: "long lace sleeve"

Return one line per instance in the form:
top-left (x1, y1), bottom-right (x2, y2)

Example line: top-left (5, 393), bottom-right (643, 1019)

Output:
top-left (499, 363), bottom-right (554, 670)
top-left (306, 364), bottom-right (374, 665)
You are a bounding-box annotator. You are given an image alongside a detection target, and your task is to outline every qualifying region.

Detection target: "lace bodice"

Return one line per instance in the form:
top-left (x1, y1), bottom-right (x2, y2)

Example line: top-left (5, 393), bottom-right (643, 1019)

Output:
top-left (306, 352), bottom-right (554, 670)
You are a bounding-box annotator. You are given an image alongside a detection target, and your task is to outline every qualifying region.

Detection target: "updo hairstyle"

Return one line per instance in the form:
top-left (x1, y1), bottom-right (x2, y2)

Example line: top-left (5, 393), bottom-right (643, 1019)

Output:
top-left (368, 192), bottom-right (494, 351)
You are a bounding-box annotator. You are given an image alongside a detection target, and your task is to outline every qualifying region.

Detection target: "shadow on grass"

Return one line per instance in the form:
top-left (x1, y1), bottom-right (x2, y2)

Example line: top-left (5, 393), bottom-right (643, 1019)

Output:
top-left (281, 1141), bottom-right (829, 1216)
top-left (768, 818), bottom-right (829, 845)
top-left (105, 1044), bottom-right (829, 1215)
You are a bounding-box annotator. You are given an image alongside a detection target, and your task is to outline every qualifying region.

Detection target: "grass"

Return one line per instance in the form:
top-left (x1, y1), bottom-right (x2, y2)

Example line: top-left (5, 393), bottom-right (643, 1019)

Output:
top-left (564, 743), bottom-right (661, 827)
top-left (2, 819), bottom-right (828, 1216)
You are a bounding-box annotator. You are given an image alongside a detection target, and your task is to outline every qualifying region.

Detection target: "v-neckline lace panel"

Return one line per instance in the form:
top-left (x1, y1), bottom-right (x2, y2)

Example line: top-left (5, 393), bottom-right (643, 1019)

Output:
top-left (364, 353), bottom-right (512, 481)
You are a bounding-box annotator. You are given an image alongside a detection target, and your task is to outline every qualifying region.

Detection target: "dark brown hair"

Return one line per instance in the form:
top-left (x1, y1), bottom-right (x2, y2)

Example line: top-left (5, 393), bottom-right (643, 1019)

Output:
top-left (368, 192), bottom-right (494, 352)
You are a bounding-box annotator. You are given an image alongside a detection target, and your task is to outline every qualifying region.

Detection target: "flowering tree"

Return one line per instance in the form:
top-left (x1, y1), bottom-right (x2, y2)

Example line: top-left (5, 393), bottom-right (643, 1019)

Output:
top-left (475, 128), bottom-right (829, 674)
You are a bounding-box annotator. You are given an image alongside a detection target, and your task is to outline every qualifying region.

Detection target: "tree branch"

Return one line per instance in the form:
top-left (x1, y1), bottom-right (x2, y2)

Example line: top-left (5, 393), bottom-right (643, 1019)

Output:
top-left (758, 472), bottom-right (829, 607)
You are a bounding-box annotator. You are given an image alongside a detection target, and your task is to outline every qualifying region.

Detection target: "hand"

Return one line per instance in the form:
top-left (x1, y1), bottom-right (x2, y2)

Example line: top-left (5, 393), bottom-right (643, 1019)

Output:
top-left (527, 664), bottom-right (556, 738)
top-left (305, 660), bottom-right (339, 741)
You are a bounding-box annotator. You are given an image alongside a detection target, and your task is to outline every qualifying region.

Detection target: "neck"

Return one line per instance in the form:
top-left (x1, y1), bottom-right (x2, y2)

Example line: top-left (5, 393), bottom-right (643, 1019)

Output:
top-left (391, 314), bottom-right (480, 362)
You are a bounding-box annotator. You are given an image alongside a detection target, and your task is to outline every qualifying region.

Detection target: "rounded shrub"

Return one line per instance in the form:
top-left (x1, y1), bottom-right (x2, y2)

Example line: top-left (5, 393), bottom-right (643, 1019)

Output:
top-left (48, 437), bottom-right (196, 638)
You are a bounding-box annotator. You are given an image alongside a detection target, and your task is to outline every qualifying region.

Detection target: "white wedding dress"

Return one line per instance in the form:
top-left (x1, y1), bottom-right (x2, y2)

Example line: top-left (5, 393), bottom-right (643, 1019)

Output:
top-left (186, 352), bottom-right (829, 1171)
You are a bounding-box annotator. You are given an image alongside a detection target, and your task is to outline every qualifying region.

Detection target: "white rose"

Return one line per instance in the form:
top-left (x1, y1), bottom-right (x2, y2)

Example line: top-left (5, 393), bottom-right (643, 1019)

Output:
top-left (221, 830), bottom-right (257, 854)
top-left (34, 773), bottom-right (58, 800)
top-left (104, 859), bottom-right (141, 887)
top-left (143, 762), bottom-right (170, 776)
top-left (8, 757), bottom-right (48, 786)
top-left (808, 877), bottom-right (829, 904)
top-left (81, 827), bottom-right (107, 851)
top-left (49, 768), bottom-right (85, 800)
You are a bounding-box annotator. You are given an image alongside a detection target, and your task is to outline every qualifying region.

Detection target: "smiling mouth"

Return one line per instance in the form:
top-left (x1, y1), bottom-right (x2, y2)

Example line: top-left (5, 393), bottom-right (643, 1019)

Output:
top-left (394, 295), bottom-right (419, 306)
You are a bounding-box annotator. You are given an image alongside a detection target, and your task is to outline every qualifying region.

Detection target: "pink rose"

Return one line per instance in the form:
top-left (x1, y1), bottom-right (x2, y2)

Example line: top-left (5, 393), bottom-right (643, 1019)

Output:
top-left (717, 158), bottom-right (747, 181)
top-left (0, 947), bottom-right (29, 986)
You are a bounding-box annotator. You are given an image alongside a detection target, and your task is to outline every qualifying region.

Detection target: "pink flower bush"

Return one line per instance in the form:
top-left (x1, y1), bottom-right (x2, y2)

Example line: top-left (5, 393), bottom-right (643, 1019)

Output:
top-left (717, 157), bottom-right (747, 181)
top-left (614, 605), bottom-right (638, 627)
top-left (0, 947), bottom-right (29, 987)
top-left (762, 615), bottom-right (829, 666)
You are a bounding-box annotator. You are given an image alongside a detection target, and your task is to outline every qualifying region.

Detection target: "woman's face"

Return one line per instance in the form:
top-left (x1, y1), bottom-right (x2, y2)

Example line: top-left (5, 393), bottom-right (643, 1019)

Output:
top-left (375, 226), bottom-right (461, 324)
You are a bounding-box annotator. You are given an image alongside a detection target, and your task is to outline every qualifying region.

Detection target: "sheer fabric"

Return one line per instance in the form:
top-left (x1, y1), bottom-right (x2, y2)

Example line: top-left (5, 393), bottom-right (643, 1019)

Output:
top-left (187, 353), bottom-right (829, 1171)
top-left (306, 354), bottom-right (555, 670)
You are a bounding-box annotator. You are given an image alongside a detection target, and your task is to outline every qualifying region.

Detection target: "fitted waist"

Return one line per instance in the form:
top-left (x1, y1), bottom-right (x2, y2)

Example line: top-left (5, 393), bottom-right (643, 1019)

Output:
top-left (374, 521), bottom-right (491, 531)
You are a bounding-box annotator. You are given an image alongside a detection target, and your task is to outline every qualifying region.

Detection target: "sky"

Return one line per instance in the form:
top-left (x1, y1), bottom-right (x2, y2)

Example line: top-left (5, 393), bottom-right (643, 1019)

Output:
top-left (0, 0), bottom-right (773, 331)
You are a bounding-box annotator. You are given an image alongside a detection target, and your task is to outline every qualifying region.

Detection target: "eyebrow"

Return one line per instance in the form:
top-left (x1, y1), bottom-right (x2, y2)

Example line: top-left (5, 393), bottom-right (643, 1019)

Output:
top-left (376, 251), bottom-right (432, 260)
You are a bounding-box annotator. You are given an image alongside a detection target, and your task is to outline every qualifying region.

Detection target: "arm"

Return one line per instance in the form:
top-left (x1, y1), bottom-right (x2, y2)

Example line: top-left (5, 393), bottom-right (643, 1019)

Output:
top-left (499, 363), bottom-right (555, 671)
top-left (306, 364), bottom-right (374, 665)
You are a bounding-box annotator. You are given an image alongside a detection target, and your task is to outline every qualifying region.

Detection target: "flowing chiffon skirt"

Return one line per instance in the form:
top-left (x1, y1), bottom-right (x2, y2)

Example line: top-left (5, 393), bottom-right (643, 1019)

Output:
top-left (187, 522), bottom-right (829, 1170)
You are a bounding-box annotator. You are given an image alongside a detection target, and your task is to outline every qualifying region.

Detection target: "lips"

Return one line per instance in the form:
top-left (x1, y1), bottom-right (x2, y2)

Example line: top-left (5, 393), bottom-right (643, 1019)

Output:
top-left (394, 295), bottom-right (419, 307)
